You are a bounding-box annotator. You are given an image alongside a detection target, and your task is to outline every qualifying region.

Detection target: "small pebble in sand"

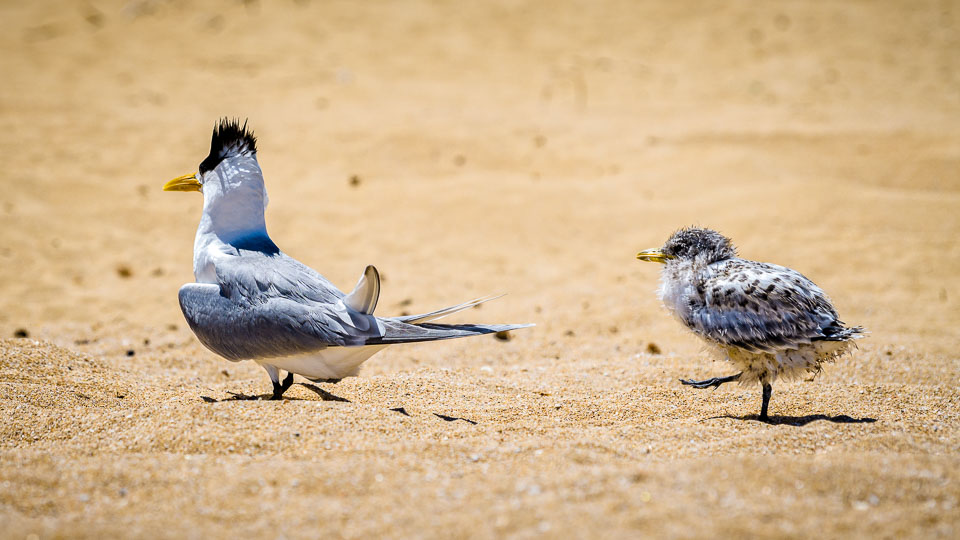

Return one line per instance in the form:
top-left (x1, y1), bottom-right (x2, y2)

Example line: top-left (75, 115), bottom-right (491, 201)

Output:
top-left (116, 265), bottom-right (133, 278)
top-left (13, 328), bottom-right (29, 338)
top-left (84, 8), bottom-right (104, 28)
top-left (646, 342), bottom-right (662, 355)
top-left (494, 331), bottom-right (512, 341)
top-left (349, 175), bottom-right (361, 187)
top-left (126, 349), bottom-right (135, 357)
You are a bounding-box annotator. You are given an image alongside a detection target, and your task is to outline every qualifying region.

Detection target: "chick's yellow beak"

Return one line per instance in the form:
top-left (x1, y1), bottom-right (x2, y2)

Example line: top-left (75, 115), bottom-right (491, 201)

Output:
top-left (163, 173), bottom-right (201, 192)
top-left (636, 249), bottom-right (674, 264)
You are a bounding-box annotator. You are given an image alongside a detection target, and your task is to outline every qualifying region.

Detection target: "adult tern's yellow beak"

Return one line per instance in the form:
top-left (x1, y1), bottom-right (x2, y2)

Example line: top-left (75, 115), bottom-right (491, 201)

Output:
top-left (636, 249), bottom-right (674, 264)
top-left (163, 173), bottom-right (201, 192)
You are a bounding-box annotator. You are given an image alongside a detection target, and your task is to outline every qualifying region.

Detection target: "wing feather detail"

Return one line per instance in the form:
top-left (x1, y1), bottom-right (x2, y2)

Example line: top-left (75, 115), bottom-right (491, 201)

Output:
top-left (681, 260), bottom-right (845, 353)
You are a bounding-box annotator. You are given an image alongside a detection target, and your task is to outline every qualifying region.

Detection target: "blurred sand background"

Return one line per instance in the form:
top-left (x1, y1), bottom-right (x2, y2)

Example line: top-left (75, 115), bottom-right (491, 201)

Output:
top-left (1, 0), bottom-right (959, 537)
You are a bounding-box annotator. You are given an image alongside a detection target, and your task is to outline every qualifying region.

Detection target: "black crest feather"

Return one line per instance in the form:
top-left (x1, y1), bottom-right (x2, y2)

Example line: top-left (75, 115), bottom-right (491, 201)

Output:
top-left (663, 227), bottom-right (738, 263)
top-left (199, 118), bottom-right (258, 174)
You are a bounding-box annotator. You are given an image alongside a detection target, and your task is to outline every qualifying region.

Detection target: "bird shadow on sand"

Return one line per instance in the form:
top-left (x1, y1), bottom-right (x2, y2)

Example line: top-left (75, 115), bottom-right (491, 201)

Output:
top-left (200, 392), bottom-right (263, 402)
top-left (434, 413), bottom-right (478, 425)
top-left (199, 384), bottom-right (350, 403)
top-left (297, 383), bottom-right (351, 402)
top-left (198, 393), bottom-right (478, 424)
top-left (707, 414), bottom-right (877, 426)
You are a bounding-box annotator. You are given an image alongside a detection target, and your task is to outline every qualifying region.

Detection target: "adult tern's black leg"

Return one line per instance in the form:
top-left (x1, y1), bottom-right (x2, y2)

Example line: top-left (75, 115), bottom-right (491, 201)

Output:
top-left (271, 372), bottom-right (295, 400)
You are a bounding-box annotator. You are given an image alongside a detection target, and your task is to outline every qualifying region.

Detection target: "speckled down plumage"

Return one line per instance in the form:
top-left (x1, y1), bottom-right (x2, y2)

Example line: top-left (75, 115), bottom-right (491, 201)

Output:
top-left (652, 227), bottom-right (864, 386)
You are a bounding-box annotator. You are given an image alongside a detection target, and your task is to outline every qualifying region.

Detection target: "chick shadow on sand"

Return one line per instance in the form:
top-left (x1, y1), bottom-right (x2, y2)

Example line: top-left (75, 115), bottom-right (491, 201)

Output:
top-left (200, 383), bottom-right (350, 403)
top-left (708, 414), bottom-right (877, 426)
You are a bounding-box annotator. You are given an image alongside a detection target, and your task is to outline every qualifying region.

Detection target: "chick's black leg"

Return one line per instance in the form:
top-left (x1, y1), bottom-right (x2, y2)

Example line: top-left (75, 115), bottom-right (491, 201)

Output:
top-left (759, 383), bottom-right (772, 421)
top-left (680, 372), bottom-right (742, 389)
top-left (271, 372), bottom-right (295, 400)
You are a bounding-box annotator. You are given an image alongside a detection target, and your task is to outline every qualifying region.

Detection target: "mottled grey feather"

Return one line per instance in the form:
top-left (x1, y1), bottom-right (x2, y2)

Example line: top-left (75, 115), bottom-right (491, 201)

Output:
top-left (680, 259), bottom-right (842, 353)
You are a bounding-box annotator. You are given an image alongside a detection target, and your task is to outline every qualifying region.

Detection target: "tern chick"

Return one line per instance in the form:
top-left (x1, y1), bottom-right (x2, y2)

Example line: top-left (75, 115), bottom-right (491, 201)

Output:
top-left (164, 118), bottom-right (531, 399)
top-left (637, 227), bottom-right (864, 421)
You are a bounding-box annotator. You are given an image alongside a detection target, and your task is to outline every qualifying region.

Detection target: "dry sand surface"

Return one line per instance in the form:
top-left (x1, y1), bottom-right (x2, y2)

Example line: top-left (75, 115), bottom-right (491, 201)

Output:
top-left (2, 0), bottom-right (959, 538)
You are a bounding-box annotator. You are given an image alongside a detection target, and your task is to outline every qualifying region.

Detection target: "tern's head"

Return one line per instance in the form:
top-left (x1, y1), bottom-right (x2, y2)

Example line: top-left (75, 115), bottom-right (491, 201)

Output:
top-left (164, 118), bottom-right (269, 237)
top-left (637, 227), bottom-right (737, 266)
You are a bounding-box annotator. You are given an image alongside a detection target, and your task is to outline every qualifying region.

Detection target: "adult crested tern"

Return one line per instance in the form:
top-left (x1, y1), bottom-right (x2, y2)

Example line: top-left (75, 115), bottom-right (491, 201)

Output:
top-left (637, 227), bottom-right (864, 420)
top-left (165, 118), bottom-right (531, 399)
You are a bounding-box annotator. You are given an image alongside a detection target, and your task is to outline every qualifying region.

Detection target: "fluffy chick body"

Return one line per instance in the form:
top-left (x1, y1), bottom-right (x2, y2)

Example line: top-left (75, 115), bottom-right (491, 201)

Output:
top-left (659, 257), bottom-right (857, 386)
top-left (639, 227), bottom-right (864, 419)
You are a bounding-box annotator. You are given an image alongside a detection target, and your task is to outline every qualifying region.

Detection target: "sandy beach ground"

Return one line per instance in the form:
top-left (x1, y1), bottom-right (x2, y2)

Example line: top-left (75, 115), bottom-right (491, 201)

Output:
top-left (1, 0), bottom-right (958, 537)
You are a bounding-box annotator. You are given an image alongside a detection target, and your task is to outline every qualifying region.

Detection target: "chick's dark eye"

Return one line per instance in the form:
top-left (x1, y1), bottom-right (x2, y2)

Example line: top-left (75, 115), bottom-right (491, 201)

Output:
top-left (665, 240), bottom-right (686, 257)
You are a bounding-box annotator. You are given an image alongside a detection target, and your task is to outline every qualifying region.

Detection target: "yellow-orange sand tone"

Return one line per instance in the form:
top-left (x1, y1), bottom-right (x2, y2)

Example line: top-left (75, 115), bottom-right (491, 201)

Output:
top-left (1, 1), bottom-right (958, 537)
